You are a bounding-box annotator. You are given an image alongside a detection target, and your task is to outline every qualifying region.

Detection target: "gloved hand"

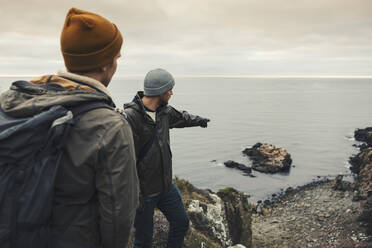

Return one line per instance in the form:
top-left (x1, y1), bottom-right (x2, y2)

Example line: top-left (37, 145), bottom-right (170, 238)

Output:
top-left (199, 118), bottom-right (210, 128)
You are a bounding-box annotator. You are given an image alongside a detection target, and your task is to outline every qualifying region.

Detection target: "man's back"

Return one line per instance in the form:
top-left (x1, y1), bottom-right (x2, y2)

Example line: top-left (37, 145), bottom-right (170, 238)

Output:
top-left (53, 107), bottom-right (138, 247)
top-left (0, 73), bottom-right (139, 248)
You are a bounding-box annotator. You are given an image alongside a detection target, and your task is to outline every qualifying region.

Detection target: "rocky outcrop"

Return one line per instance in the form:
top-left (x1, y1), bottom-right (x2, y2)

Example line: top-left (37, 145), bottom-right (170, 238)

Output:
top-left (242, 143), bottom-right (292, 173)
top-left (354, 149), bottom-right (372, 233)
top-left (331, 174), bottom-right (353, 191)
top-left (137, 178), bottom-right (253, 248)
top-left (252, 180), bottom-right (372, 247)
top-left (354, 127), bottom-right (372, 147)
top-left (350, 127), bottom-right (372, 235)
top-left (224, 160), bottom-right (254, 177)
top-left (217, 187), bottom-right (252, 246)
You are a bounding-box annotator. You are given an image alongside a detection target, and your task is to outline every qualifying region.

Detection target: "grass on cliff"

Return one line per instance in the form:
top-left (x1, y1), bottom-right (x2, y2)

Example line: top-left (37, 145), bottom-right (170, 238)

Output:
top-left (173, 177), bottom-right (215, 205)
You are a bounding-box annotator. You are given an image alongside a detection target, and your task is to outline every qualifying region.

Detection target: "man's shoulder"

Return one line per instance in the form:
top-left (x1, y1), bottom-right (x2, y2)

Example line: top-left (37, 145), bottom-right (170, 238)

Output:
top-left (76, 107), bottom-right (130, 132)
top-left (161, 105), bottom-right (176, 114)
top-left (124, 103), bottom-right (143, 118)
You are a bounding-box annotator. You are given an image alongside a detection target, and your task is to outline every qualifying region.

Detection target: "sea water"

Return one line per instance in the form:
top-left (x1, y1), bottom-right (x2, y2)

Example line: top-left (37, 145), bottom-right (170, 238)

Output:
top-left (1, 76), bottom-right (371, 201)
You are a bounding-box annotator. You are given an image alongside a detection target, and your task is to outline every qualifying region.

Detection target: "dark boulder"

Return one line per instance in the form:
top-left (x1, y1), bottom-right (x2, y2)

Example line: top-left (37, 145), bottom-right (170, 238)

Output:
top-left (331, 175), bottom-right (352, 191)
top-left (354, 127), bottom-right (372, 147)
top-left (243, 143), bottom-right (292, 173)
top-left (224, 160), bottom-right (252, 175)
top-left (350, 148), bottom-right (372, 174)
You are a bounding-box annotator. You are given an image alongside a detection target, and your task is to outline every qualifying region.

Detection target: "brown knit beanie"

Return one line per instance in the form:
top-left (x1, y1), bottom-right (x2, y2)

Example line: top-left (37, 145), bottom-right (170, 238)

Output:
top-left (60, 8), bottom-right (123, 72)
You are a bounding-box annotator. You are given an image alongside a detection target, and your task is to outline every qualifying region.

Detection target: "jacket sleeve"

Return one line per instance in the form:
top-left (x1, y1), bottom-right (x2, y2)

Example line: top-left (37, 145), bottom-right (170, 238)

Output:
top-left (168, 106), bottom-right (205, 129)
top-left (96, 116), bottom-right (139, 248)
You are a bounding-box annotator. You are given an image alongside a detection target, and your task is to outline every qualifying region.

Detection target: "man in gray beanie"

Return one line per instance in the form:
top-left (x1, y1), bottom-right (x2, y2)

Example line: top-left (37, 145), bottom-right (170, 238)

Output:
top-left (124, 68), bottom-right (210, 248)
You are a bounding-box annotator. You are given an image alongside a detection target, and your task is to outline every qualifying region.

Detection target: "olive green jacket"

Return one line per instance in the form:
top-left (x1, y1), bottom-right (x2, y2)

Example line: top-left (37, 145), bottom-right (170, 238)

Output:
top-left (0, 71), bottom-right (139, 248)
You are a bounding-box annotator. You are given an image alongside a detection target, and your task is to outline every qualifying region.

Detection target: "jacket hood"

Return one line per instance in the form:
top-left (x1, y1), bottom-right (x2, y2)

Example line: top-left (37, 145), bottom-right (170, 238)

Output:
top-left (0, 72), bottom-right (114, 118)
top-left (124, 91), bottom-right (146, 113)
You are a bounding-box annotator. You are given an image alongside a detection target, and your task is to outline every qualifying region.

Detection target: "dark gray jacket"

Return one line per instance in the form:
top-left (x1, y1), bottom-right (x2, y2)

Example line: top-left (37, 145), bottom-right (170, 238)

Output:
top-left (124, 91), bottom-right (207, 196)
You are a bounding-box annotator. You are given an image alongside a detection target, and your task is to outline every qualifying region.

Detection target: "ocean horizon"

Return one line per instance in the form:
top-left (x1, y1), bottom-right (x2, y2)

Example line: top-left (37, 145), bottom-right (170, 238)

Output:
top-left (1, 76), bottom-right (371, 201)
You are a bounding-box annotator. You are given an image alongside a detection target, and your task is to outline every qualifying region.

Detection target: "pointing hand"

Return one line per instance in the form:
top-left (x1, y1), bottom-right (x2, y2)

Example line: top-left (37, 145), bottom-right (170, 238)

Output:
top-left (200, 118), bottom-right (210, 128)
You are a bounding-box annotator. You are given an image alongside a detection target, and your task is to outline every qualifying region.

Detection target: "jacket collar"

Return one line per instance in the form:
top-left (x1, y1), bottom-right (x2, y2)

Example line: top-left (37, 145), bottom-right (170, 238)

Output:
top-left (129, 91), bottom-right (168, 113)
top-left (57, 71), bottom-right (112, 98)
top-left (130, 91), bottom-right (147, 113)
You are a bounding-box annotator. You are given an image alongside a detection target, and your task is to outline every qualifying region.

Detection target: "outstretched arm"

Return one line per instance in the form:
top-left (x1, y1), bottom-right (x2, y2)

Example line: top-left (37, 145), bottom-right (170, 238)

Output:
top-left (168, 106), bottom-right (210, 128)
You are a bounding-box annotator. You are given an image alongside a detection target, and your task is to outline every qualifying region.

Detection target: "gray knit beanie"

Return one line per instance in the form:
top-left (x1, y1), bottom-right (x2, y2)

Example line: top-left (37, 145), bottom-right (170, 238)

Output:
top-left (144, 68), bottom-right (175, 96)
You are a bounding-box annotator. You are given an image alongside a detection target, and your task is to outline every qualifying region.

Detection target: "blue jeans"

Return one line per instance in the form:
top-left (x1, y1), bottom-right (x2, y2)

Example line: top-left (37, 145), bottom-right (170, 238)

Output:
top-left (133, 184), bottom-right (190, 248)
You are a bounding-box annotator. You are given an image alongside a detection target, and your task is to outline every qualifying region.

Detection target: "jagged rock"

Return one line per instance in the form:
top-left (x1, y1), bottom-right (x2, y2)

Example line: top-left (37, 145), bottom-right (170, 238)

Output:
top-left (331, 175), bottom-right (351, 191)
top-left (358, 161), bottom-right (372, 235)
top-left (350, 128), bottom-right (372, 235)
top-left (349, 148), bottom-right (372, 174)
top-left (353, 142), bottom-right (369, 150)
top-left (217, 187), bottom-right (252, 246)
top-left (349, 148), bottom-right (372, 177)
top-left (224, 160), bottom-right (252, 175)
top-left (354, 127), bottom-right (372, 147)
top-left (332, 175), bottom-right (343, 190)
top-left (242, 143), bottom-right (292, 173)
top-left (134, 178), bottom-right (253, 248)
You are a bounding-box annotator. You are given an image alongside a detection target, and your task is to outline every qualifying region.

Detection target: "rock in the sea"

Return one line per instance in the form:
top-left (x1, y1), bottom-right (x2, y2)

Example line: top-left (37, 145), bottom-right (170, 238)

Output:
top-left (224, 160), bottom-right (252, 175)
top-left (133, 178), bottom-right (253, 248)
top-left (242, 143), bottom-right (292, 173)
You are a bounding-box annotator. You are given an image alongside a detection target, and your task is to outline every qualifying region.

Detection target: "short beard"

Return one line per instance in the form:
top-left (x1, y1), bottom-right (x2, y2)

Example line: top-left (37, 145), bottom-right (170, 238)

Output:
top-left (159, 99), bottom-right (168, 107)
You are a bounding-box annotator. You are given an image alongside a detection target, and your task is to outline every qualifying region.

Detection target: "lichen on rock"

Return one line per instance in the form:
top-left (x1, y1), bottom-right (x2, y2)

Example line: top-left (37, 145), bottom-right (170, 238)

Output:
top-left (146, 178), bottom-right (252, 248)
top-left (187, 194), bottom-right (232, 247)
top-left (242, 142), bottom-right (292, 173)
top-left (217, 187), bottom-right (252, 246)
top-left (179, 178), bottom-right (252, 247)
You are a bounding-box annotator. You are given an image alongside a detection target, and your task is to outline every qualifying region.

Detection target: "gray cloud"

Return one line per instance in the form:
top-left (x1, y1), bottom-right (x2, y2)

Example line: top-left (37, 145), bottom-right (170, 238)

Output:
top-left (0, 0), bottom-right (371, 75)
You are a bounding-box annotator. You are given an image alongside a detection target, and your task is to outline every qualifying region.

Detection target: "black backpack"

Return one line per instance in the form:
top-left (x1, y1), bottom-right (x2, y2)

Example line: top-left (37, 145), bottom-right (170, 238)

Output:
top-left (0, 81), bottom-right (112, 248)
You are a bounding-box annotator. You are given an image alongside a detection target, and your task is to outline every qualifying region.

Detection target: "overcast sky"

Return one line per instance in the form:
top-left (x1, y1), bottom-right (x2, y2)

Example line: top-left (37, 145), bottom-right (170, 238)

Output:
top-left (1, 0), bottom-right (371, 76)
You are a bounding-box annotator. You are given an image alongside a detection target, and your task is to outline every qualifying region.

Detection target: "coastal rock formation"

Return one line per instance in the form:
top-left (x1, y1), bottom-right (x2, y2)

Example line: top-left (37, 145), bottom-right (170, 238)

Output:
top-left (217, 187), bottom-right (252, 246)
top-left (350, 127), bottom-right (372, 235)
top-left (252, 180), bottom-right (371, 247)
top-left (354, 127), bottom-right (372, 147)
top-left (242, 143), bottom-right (292, 173)
top-left (331, 174), bottom-right (352, 191)
top-left (224, 160), bottom-right (253, 176)
top-left (142, 178), bottom-right (252, 248)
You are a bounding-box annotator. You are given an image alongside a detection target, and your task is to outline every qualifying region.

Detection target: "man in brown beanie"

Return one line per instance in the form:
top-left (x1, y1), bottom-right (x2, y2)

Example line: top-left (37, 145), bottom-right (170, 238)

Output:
top-left (0, 8), bottom-right (138, 248)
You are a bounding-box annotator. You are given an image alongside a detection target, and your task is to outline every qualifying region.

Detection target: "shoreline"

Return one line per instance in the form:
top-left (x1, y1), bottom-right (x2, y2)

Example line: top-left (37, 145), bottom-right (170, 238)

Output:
top-left (143, 173), bottom-right (372, 248)
top-left (254, 173), bottom-right (355, 207)
top-left (252, 178), bottom-right (372, 247)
